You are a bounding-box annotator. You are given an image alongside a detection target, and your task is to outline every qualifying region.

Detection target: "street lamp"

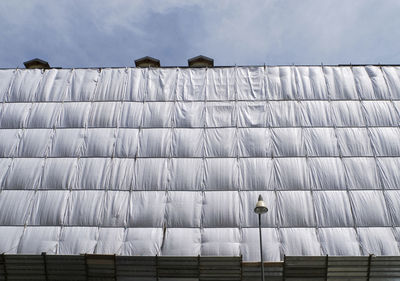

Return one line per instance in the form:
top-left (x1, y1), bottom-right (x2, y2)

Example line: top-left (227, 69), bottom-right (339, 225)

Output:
top-left (254, 194), bottom-right (268, 281)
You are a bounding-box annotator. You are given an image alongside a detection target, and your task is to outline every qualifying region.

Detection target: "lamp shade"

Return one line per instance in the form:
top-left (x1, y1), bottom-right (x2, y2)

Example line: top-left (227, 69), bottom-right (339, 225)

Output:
top-left (254, 195), bottom-right (268, 214)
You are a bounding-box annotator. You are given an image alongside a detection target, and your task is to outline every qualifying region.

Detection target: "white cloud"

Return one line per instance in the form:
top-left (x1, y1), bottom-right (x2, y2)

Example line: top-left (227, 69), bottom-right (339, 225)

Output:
top-left (0, 0), bottom-right (399, 67)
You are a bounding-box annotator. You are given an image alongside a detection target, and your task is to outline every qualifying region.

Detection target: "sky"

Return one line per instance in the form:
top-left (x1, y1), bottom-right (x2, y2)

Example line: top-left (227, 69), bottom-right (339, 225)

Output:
top-left (0, 0), bottom-right (399, 68)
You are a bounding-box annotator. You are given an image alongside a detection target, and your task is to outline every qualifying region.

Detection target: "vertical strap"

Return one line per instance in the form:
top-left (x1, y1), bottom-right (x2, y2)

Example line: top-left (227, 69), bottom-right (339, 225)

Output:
top-left (84, 254), bottom-right (89, 281)
top-left (325, 255), bottom-right (329, 281)
top-left (367, 254), bottom-right (373, 281)
top-left (113, 254), bottom-right (117, 281)
top-left (282, 255), bottom-right (286, 281)
top-left (240, 255), bottom-right (243, 281)
top-left (42, 252), bottom-right (48, 281)
top-left (1, 253), bottom-right (8, 281)
top-left (155, 255), bottom-right (159, 281)
top-left (197, 255), bottom-right (201, 280)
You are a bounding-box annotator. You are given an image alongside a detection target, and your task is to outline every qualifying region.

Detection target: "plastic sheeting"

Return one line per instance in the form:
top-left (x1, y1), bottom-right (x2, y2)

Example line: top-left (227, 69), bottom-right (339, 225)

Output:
top-left (1, 66), bottom-right (400, 261)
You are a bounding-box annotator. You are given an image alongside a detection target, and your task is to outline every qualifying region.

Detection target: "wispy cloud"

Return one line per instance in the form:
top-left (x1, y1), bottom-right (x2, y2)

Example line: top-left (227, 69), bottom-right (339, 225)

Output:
top-left (0, 0), bottom-right (399, 67)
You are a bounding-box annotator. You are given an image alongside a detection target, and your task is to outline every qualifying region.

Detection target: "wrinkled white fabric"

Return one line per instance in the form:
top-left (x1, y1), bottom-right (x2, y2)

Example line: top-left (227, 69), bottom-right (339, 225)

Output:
top-left (0, 67), bottom-right (399, 260)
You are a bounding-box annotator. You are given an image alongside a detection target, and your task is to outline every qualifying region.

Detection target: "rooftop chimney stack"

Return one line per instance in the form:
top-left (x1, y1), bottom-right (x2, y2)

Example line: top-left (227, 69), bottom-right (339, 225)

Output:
top-left (23, 58), bottom-right (50, 69)
top-left (135, 56), bottom-right (160, 68)
top-left (188, 55), bottom-right (214, 68)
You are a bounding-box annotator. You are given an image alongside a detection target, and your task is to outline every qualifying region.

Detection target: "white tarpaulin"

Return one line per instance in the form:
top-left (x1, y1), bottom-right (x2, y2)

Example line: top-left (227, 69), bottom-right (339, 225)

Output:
top-left (0, 66), bottom-right (400, 261)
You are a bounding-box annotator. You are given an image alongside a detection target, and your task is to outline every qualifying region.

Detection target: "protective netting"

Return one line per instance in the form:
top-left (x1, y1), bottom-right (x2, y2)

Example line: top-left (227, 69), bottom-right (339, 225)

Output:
top-left (0, 66), bottom-right (400, 260)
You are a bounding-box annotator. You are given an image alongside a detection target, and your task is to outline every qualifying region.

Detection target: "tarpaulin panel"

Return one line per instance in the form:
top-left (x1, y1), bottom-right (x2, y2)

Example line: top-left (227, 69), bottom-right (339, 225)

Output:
top-left (238, 128), bottom-right (272, 157)
top-left (201, 228), bottom-right (240, 256)
top-left (76, 158), bottom-right (111, 190)
top-left (382, 66), bottom-right (400, 99)
top-left (108, 159), bottom-right (135, 191)
top-left (66, 191), bottom-right (105, 226)
top-left (142, 102), bottom-right (173, 127)
top-left (309, 158), bottom-right (346, 190)
top-left (270, 101), bottom-right (303, 126)
top-left (323, 67), bottom-right (358, 100)
top-left (114, 128), bottom-right (139, 157)
top-left (50, 128), bottom-right (85, 157)
top-left (26, 103), bottom-right (61, 128)
top-left (337, 128), bottom-right (373, 156)
top-left (0, 129), bottom-right (21, 157)
top-left (95, 227), bottom-right (125, 254)
top-left (277, 191), bottom-right (315, 227)
top-left (295, 67), bottom-right (328, 100)
top-left (134, 159), bottom-right (168, 190)
top-left (166, 191), bottom-right (202, 227)
top-left (239, 158), bottom-right (274, 190)
top-left (362, 101), bottom-right (399, 126)
top-left (17, 128), bottom-right (52, 157)
top-left (0, 226), bottom-right (24, 254)
top-left (236, 67), bottom-right (264, 100)
top-left (237, 101), bottom-right (269, 127)
top-left (0, 102), bottom-right (31, 128)
top-left (274, 158), bottom-right (309, 190)
top-left (176, 68), bottom-right (206, 101)
top-left (207, 68), bottom-right (236, 100)
top-left (121, 228), bottom-right (162, 255)
top-left (88, 102), bottom-right (120, 127)
top-left (128, 191), bottom-right (166, 227)
top-left (332, 101), bottom-right (365, 126)
top-left (206, 102), bottom-right (236, 127)
top-left (202, 191), bottom-right (239, 227)
top-left (8, 69), bottom-right (42, 102)
top-left (304, 128), bottom-right (339, 156)
top-left (301, 101), bottom-right (333, 126)
top-left (350, 191), bottom-right (390, 226)
top-left (0, 190), bottom-right (34, 224)
top-left (377, 158), bottom-right (400, 190)
top-left (313, 191), bottom-right (353, 227)
top-left (174, 101), bottom-right (205, 127)
top-left (57, 102), bottom-right (91, 128)
top-left (318, 228), bottom-right (361, 256)
top-left (343, 158), bottom-right (380, 189)
top-left (29, 191), bottom-right (69, 225)
top-left (265, 67), bottom-right (296, 100)
top-left (240, 228), bottom-right (280, 262)
top-left (65, 69), bottom-right (99, 101)
top-left (95, 68), bottom-right (127, 101)
top-left (280, 228), bottom-right (321, 256)
top-left (4, 158), bottom-right (44, 189)
top-left (240, 191), bottom-right (276, 227)
top-left (119, 102), bottom-right (143, 127)
top-left (369, 127), bottom-right (400, 156)
top-left (0, 70), bottom-right (15, 102)
top-left (147, 68), bottom-right (177, 101)
top-left (205, 128), bottom-right (236, 157)
top-left (358, 227), bottom-right (400, 255)
top-left (272, 128), bottom-right (305, 157)
top-left (169, 159), bottom-right (203, 190)
top-left (36, 69), bottom-right (71, 101)
top-left (58, 227), bottom-right (98, 254)
top-left (18, 226), bottom-right (60, 254)
top-left (83, 128), bottom-right (116, 157)
top-left (102, 191), bottom-right (129, 227)
top-left (204, 158), bottom-right (238, 190)
top-left (138, 128), bottom-right (171, 157)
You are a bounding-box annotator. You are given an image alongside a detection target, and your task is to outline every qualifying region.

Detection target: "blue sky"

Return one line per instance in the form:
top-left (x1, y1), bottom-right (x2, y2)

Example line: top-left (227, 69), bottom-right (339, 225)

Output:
top-left (0, 0), bottom-right (399, 68)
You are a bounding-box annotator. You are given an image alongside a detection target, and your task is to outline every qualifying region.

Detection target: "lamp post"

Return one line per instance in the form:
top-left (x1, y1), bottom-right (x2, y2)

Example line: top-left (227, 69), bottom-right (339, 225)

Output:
top-left (254, 194), bottom-right (268, 281)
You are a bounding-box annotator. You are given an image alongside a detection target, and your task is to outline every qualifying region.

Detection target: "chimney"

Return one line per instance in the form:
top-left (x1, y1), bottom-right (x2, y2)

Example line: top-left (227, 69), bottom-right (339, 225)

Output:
top-left (188, 55), bottom-right (214, 68)
top-left (135, 56), bottom-right (160, 68)
top-left (23, 58), bottom-right (50, 69)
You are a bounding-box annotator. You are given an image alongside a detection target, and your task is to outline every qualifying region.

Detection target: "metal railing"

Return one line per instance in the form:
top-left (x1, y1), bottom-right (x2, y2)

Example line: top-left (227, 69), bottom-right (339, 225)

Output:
top-left (0, 254), bottom-right (399, 280)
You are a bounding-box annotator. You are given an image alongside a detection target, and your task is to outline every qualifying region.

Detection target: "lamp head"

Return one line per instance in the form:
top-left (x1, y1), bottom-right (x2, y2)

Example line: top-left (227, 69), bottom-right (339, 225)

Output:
top-left (254, 194), bottom-right (268, 214)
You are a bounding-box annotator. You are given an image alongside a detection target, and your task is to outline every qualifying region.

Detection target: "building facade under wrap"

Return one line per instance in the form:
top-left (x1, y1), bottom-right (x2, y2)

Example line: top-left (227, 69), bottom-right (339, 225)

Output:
top-left (0, 66), bottom-right (400, 261)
